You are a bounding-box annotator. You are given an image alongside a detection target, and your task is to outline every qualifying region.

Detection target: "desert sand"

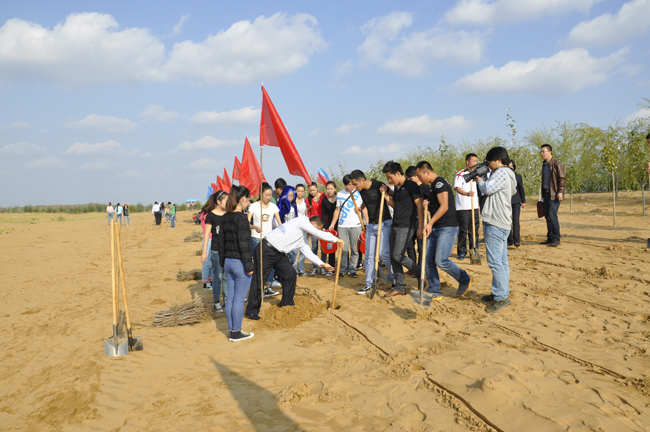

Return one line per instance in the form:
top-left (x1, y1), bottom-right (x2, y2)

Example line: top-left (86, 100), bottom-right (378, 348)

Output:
top-left (1, 192), bottom-right (649, 432)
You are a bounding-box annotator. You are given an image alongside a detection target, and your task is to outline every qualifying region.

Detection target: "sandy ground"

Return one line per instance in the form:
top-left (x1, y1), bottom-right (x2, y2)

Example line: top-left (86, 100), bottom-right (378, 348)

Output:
top-left (1, 192), bottom-right (649, 432)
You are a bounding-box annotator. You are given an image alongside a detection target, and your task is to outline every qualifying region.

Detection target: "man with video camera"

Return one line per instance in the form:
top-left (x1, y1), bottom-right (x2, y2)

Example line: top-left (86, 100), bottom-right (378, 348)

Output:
top-left (474, 147), bottom-right (517, 314)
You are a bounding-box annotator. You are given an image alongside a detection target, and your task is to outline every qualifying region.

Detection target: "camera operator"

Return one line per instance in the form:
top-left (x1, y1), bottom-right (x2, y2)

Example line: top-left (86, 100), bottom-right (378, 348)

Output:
top-left (476, 147), bottom-right (517, 314)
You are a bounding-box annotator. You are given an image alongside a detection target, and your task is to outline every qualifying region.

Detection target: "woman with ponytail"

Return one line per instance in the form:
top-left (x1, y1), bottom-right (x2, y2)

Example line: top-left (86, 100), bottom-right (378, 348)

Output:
top-left (216, 185), bottom-right (255, 342)
top-left (201, 190), bottom-right (228, 312)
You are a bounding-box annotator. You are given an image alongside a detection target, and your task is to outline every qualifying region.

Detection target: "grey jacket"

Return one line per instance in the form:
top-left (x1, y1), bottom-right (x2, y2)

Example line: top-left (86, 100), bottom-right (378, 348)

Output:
top-left (477, 167), bottom-right (517, 231)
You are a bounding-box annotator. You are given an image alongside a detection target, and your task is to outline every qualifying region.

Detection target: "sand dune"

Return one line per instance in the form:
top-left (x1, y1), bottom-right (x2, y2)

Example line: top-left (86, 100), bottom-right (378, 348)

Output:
top-left (0, 192), bottom-right (649, 431)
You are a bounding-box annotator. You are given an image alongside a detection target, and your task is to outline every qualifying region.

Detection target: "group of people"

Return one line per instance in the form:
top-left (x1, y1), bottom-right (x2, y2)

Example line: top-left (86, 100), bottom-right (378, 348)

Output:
top-left (197, 144), bottom-right (568, 342)
top-left (106, 202), bottom-right (130, 225)
top-left (152, 201), bottom-right (177, 228)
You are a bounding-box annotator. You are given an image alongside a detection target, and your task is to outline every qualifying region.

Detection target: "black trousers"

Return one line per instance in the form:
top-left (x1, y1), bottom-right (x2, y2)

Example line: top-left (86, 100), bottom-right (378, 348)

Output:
top-left (542, 192), bottom-right (561, 242)
top-left (456, 209), bottom-right (479, 256)
top-left (154, 212), bottom-right (162, 225)
top-left (508, 204), bottom-right (522, 245)
top-left (406, 235), bottom-right (424, 267)
top-left (478, 195), bottom-right (487, 214)
top-left (246, 241), bottom-right (298, 317)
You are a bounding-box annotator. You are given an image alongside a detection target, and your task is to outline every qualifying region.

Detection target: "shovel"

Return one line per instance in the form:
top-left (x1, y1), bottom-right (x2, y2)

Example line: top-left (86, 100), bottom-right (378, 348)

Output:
top-left (115, 224), bottom-right (143, 351)
top-left (369, 190), bottom-right (386, 300)
top-left (330, 248), bottom-right (344, 309)
top-left (411, 213), bottom-right (434, 307)
top-left (469, 182), bottom-right (482, 265)
top-left (105, 220), bottom-right (128, 357)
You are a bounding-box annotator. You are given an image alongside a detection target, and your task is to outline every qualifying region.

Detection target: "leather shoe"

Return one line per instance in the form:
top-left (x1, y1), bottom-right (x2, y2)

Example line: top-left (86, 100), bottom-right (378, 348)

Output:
top-left (550, 240), bottom-right (561, 247)
top-left (539, 239), bottom-right (552, 245)
top-left (384, 290), bottom-right (405, 297)
top-left (245, 314), bottom-right (261, 321)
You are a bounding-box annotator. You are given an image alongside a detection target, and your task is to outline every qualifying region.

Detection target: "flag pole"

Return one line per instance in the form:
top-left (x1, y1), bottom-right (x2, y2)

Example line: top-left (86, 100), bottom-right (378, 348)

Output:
top-left (259, 145), bottom-right (264, 319)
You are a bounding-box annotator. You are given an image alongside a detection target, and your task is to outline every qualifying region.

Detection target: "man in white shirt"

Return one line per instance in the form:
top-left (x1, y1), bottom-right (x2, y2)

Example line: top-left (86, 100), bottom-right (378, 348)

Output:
top-left (329, 175), bottom-right (366, 277)
top-left (294, 184), bottom-right (309, 275)
top-left (454, 153), bottom-right (480, 260)
top-left (152, 202), bottom-right (161, 225)
top-left (245, 216), bottom-right (343, 320)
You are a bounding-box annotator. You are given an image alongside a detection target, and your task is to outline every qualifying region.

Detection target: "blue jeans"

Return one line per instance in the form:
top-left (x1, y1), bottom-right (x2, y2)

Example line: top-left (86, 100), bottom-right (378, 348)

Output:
top-left (287, 250), bottom-right (298, 272)
top-left (108, 213), bottom-right (113, 225)
top-left (542, 192), bottom-right (561, 242)
top-left (224, 258), bottom-right (252, 332)
top-left (483, 223), bottom-right (510, 301)
top-left (166, 212), bottom-right (171, 223)
top-left (115, 214), bottom-right (123, 225)
top-left (426, 226), bottom-right (470, 295)
top-left (364, 220), bottom-right (394, 286)
top-left (124, 215), bottom-right (130, 225)
top-left (170, 214), bottom-right (176, 228)
top-left (202, 239), bottom-right (214, 282)
top-left (210, 250), bottom-right (227, 304)
top-left (251, 237), bottom-right (275, 284)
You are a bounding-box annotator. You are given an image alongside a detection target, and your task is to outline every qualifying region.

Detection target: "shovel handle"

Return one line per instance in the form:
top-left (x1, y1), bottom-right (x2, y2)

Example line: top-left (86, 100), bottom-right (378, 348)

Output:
top-left (350, 192), bottom-right (366, 233)
top-left (330, 248), bottom-right (343, 309)
top-left (110, 220), bottom-right (118, 327)
top-left (115, 225), bottom-right (132, 330)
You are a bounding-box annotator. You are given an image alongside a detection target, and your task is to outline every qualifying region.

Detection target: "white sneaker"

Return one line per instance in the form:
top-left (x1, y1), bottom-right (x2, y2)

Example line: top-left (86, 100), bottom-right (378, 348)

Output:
top-left (229, 330), bottom-right (254, 342)
top-left (357, 285), bottom-right (371, 295)
top-left (271, 280), bottom-right (281, 288)
top-left (326, 272), bottom-right (333, 277)
top-left (264, 287), bottom-right (279, 298)
top-left (213, 303), bottom-right (224, 313)
top-left (321, 268), bottom-right (326, 275)
top-left (311, 268), bottom-right (318, 276)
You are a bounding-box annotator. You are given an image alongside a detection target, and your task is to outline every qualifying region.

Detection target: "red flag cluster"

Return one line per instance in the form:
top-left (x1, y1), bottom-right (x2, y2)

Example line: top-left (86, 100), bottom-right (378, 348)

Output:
top-left (206, 85), bottom-right (315, 200)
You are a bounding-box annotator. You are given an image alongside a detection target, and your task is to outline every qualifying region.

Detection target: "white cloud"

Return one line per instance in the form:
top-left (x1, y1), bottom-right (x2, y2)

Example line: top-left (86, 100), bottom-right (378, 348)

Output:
top-left (125, 149), bottom-right (153, 158)
top-left (0, 142), bottom-right (46, 155)
top-left (335, 123), bottom-right (365, 135)
top-left (173, 14), bottom-right (189, 34)
top-left (178, 135), bottom-right (240, 151)
top-left (334, 59), bottom-right (354, 78)
top-left (0, 121), bottom-right (31, 131)
top-left (65, 140), bottom-right (122, 155)
top-left (187, 158), bottom-right (217, 169)
top-left (449, 47), bottom-right (628, 94)
top-left (189, 107), bottom-right (260, 126)
top-left (79, 161), bottom-right (111, 171)
top-left (343, 143), bottom-right (405, 155)
top-left (358, 12), bottom-right (485, 76)
top-left (309, 128), bottom-right (320, 136)
top-left (139, 105), bottom-right (179, 123)
top-left (0, 13), bottom-right (164, 86)
top-left (377, 115), bottom-right (472, 137)
top-left (566, 0), bottom-right (650, 46)
top-left (121, 170), bottom-right (143, 178)
top-left (625, 108), bottom-right (650, 124)
top-left (0, 12), bottom-right (325, 87)
top-left (445, 0), bottom-right (603, 25)
top-left (66, 114), bottom-right (136, 132)
top-left (161, 13), bottom-right (327, 85)
top-left (24, 156), bottom-right (65, 169)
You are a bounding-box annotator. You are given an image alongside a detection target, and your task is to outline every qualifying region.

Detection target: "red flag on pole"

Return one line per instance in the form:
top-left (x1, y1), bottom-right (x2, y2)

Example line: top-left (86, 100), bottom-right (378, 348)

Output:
top-left (223, 168), bottom-right (232, 191)
top-left (233, 156), bottom-right (242, 182)
top-left (216, 175), bottom-right (224, 192)
top-left (260, 85), bottom-right (311, 185)
top-left (240, 137), bottom-right (266, 197)
top-left (211, 182), bottom-right (218, 193)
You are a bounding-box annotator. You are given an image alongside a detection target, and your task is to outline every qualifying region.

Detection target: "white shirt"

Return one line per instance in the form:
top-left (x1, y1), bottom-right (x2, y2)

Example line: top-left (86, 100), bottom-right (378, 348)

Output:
top-left (265, 216), bottom-right (338, 266)
top-left (107, 205), bottom-right (114, 214)
top-left (296, 199), bottom-right (307, 217)
top-left (249, 201), bottom-right (280, 239)
top-left (454, 170), bottom-right (479, 211)
top-left (152, 204), bottom-right (160, 214)
top-left (335, 190), bottom-right (363, 228)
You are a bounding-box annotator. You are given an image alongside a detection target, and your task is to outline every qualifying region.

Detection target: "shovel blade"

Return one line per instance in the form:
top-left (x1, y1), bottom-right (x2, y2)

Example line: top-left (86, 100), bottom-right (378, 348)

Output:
top-left (104, 334), bottom-right (129, 357)
top-left (469, 249), bottom-right (481, 265)
top-left (376, 267), bottom-right (388, 283)
top-left (128, 336), bottom-right (144, 351)
top-left (410, 290), bottom-right (433, 307)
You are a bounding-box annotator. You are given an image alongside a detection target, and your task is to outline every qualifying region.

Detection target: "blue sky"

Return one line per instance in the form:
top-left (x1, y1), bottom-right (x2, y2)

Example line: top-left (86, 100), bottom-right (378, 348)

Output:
top-left (1, 0), bottom-right (648, 206)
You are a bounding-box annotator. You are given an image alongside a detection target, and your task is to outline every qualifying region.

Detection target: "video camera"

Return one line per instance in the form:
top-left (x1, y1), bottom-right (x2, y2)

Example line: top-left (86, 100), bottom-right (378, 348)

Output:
top-left (462, 161), bottom-right (489, 182)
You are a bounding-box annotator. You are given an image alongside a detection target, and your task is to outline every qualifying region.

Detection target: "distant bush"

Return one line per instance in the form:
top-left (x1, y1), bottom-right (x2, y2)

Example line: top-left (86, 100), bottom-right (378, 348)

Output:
top-left (179, 204), bottom-right (187, 211)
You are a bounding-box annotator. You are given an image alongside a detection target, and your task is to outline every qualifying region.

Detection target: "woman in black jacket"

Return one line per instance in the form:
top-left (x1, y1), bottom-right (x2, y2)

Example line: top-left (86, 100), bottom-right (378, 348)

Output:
top-left (508, 160), bottom-right (526, 247)
top-left (217, 185), bottom-right (255, 342)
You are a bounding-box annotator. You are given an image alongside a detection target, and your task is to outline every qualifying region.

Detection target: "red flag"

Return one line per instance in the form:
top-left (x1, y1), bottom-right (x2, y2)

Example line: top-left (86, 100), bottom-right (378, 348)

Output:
top-left (240, 137), bottom-right (267, 197)
top-left (260, 85), bottom-right (311, 185)
top-left (233, 156), bottom-right (242, 182)
top-left (216, 175), bottom-right (224, 192)
top-left (223, 168), bottom-right (232, 191)
top-left (211, 182), bottom-right (218, 193)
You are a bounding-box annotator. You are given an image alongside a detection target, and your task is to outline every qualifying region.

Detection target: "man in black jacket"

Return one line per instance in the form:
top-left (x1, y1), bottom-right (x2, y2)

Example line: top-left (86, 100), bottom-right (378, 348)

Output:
top-left (507, 160), bottom-right (525, 247)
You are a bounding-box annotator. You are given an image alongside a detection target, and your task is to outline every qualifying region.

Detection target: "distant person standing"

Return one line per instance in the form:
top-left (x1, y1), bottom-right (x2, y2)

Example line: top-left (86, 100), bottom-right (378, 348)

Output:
top-left (106, 202), bottom-right (114, 225)
top-left (454, 154), bottom-right (480, 260)
top-left (294, 184), bottom-right (309, 276)
top-left (115, 203), bottom-right (123, 225)
top-left (165, 202), bottom-right (172, 224)
top-left (170, 203), bottom-right (176, 228)
top-left (320, 181), bottom-right (338, 275)
top-left (272, 178), bottom-right (287, 204)
top-left (507, 160), bottom-right (525, 247)
top-left (307, 182), bottom-right (324, 275)
top-left (152, 202), bottom-right (161, 225)
top-left (123, 203), bottom-right (130, 225)
top-left (539, 144), bottom-right (566, 247)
